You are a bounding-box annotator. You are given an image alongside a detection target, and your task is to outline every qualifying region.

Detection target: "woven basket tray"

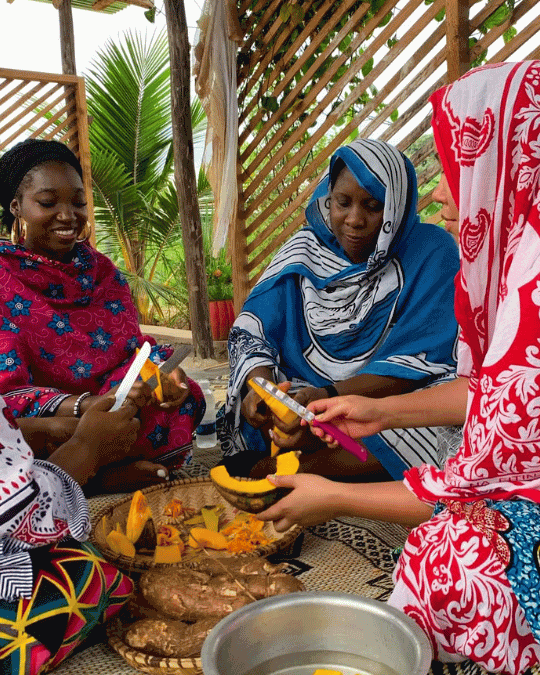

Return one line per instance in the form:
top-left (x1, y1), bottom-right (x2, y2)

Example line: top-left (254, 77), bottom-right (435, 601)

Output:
top-left (107, 618), bottom-right (202, 675)
top-left (90, 476), bottom-right (302, 573)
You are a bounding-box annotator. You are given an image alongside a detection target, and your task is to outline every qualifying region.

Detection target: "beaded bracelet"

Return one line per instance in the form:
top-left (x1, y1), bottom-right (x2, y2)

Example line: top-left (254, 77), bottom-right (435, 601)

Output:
top-left (73, 391), bottom-right (92, 417)
top-left (323, 384), bottom-right (339, 398)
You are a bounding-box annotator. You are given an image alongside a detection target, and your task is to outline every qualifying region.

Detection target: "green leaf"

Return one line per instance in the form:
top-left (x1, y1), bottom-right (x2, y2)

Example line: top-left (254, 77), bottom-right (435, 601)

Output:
top-left (390, 108), bottom-right (399, 122)
top-left (144, 7), bottom-right (156, 23)
top-left (361, 57), bottom-right (374, 77)
top-left (85, 30), bottom-right (211, 319)
top-left (290, 5), bottom-right (304, 23)
top-left (434, 7), bottom-right (445, 21)
top-left (387, 36), bottom-right (398, 48)
top-left (339, 35), bottom-right (352, 51)
top-left (503, 25), bottom-right (517, 43)
top-left (482, 4), bottom-right (510, 30)
top-left (377, 11), bottom-right (392, 27)
top-left (261, 96), bottom-right (279, 112)
top-left (279, 4), bottom-right (291, 21)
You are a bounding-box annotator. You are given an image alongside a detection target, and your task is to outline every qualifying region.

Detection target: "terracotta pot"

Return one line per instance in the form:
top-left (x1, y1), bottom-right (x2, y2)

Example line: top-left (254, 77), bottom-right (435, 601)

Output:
top-left (209, 299), bottom-right (235, 341)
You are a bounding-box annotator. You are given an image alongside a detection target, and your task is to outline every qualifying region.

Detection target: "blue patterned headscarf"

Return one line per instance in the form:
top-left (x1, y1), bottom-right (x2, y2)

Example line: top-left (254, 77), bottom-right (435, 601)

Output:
top-left (305, 138), bottom-right (421, 274)
top-left (222, 139), bottom-right (459, 477)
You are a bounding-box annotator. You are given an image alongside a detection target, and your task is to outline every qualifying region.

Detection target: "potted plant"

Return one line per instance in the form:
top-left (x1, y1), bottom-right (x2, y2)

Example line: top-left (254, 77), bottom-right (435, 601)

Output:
top-left (206, 253), bottom-right (235, 341)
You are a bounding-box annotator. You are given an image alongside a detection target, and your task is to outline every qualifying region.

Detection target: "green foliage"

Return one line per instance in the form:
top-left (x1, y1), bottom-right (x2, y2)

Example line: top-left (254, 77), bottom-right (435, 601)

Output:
top-left (85, 29), bottom-right (210, 326)
top-left (503, 26), bottom-right (517, 43)
top-left (205, 253), bottom-right (233, 301)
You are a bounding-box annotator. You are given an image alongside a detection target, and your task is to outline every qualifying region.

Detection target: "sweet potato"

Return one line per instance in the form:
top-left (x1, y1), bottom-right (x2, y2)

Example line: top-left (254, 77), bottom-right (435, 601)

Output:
top-left (124, 617), bottom-right (217, 658)
top-left (188, 556), bottom-right (287, 577)
top-left (209, 573), bottom-right (305, 599)
top-left (139, 568), bottom-right (252, 621)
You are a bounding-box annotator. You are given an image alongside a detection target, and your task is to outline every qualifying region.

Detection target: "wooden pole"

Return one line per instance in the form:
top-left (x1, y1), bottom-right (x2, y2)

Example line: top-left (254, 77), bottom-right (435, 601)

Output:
top-left (231, 197), bottom-right (250, 313)
top-left (58, 0), bottom-right (77, 75)
top-left (163, 0), bottom-right (215, 359)
top-left (445, 0), bottom-right (470, 82)
top-left (58, 0), bottom-right (77, 127)
top-left (58, 0), bottom-right (98, 244)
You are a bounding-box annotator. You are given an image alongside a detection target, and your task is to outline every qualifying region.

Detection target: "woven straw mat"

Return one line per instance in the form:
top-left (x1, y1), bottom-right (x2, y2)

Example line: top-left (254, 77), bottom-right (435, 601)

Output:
top-left (54, 475), bottom-right (540, 675)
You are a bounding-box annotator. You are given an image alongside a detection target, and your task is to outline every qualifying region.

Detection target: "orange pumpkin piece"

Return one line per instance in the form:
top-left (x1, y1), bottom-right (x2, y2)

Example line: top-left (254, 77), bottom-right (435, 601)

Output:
top-left (153, 544), bottom-right (184, 564)
top-left (126, 491), bottom-right (153, 544)
top-left (188, 528), bottom-right (228, 550)
top-left (157, 525), bottom-right (183, 546)
top-left (106, 530), bottom-right (136, 558)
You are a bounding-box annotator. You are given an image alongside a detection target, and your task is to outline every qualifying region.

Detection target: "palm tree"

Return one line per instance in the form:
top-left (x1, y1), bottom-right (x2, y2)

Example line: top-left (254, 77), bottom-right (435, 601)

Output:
top-left (85, 29), bottom-right (208, 324)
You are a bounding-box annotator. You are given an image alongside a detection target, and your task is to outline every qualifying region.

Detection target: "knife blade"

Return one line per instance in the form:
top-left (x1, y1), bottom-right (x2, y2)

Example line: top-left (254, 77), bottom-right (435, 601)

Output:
top-left (144, 344), bottom-right (192, 392)
top-left (251, 376), bottom-right (368, 462)
top-left (110, 341), bottom-right (152, 411)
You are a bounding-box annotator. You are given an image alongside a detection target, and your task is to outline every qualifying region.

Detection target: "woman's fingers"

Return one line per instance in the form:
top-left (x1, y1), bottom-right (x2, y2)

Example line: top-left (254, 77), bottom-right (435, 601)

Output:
top-left (306, 397), bottom-right (347, 420)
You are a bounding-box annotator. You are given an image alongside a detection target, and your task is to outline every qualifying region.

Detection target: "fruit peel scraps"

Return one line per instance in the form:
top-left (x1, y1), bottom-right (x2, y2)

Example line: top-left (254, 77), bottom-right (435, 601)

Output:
top-left (222, 514), bottom-right (274, 553)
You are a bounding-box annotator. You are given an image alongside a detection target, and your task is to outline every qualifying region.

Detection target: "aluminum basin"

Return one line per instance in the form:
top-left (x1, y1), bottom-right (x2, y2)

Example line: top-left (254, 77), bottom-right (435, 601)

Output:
top-left (201, 591), bottom-right (432, 675)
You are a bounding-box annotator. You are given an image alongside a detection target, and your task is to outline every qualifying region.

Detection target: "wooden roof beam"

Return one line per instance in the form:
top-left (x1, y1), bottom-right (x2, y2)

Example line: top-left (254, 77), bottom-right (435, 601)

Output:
top-left (92, 0), bottom-right (153, 10)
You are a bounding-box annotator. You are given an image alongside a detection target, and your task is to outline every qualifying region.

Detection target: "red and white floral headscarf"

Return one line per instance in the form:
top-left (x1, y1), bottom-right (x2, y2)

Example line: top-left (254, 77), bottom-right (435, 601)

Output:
top-left (406, 61), bottom-right (540, 502)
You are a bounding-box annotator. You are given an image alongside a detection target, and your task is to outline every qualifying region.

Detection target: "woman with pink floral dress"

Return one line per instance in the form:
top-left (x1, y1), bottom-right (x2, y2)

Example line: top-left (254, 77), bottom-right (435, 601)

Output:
top-left (260, 61), bottom-right (540, 674)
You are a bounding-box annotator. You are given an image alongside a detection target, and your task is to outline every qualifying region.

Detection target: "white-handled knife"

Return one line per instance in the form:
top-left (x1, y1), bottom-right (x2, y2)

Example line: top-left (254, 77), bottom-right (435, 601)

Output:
top-left (110, 341), bottom-right (152, 411)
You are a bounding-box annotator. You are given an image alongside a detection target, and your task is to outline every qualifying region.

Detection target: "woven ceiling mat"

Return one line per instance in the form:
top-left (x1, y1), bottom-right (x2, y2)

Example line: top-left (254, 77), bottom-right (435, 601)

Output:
top-left (90, 476), bottom-right (302, 573)
top-left (107, 619), bottom-right (202, 675)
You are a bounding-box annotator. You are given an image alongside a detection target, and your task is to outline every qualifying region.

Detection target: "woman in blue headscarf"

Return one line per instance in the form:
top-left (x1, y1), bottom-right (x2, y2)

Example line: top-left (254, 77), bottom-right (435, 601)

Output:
top-left (220, 139), bottom-right (460, 480)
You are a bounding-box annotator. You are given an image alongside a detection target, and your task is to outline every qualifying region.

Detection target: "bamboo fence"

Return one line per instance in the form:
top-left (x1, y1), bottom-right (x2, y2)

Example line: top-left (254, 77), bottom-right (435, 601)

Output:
top-left (0, 67), bottom-right (94, 239)
top-left (231, 0), bottom-right (540, 306)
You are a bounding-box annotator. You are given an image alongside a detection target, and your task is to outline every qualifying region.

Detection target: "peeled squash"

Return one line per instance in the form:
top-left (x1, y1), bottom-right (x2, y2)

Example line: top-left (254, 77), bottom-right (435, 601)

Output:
top-left (153, 544), bottom-right (183, 564)
top-left (248, 378), bottom-right (298, 425)
top-left (210, 451), bottom-right (300, 494)
top-left (106, 529), bottom-right (136, 558)
top-left (126, 490), bottom-right (153, 544)
top-left (188, 528), bottom-right (228, 550)
top-left (138, 355), bottom-right (164, 402)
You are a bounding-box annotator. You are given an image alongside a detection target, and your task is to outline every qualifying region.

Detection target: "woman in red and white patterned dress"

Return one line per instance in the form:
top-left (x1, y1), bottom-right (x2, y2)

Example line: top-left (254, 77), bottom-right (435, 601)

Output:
top-left (260, 61), bottom-right (540, 674)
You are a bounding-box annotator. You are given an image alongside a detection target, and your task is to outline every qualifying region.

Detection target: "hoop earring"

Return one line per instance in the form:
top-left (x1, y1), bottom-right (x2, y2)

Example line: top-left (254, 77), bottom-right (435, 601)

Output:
top-left (76, 223), bottom-right (91, 242)
top-left (10, 217), bottom-right (26, 245)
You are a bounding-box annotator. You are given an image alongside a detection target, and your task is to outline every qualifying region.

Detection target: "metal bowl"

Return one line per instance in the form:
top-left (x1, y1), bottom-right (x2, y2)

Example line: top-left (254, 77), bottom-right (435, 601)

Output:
top-left (201, 591), bottom-right (432, 675)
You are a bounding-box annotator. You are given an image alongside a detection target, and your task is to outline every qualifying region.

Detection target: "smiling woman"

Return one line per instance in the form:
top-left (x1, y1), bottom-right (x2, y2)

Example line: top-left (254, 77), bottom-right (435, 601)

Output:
top-left (0, 139), bottom-right (205, 492)
top-left (10, 161), bottom-right (89, 257)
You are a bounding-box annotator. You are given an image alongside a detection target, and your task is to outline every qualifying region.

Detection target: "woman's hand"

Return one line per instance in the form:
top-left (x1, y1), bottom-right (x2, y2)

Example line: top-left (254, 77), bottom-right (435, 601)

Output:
top-left (270, 386), bottom-right (330, 451)
top-left (49, 395), bottom-right (141, 485)
top-left (241, 388), bottom-right (272, 428)
top-left (158, 368), bottom-right (189, 410)
top-left (305, 395), bottom-right (389, 444)
top-left (259, 473), bottom-right (433, 529)
top-left (90, 460), bottom-right (169, 494)
top-left (258, 473), bottom-right (344, 531)
top-left (73, 395), bottom-right (141, 467)
top-left (17, 417), bottom-right (79, 457)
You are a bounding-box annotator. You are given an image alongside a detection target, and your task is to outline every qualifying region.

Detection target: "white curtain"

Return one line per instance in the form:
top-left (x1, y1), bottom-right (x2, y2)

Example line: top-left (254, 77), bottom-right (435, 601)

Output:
top-left (193, 0), bottom-right (243, 256)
